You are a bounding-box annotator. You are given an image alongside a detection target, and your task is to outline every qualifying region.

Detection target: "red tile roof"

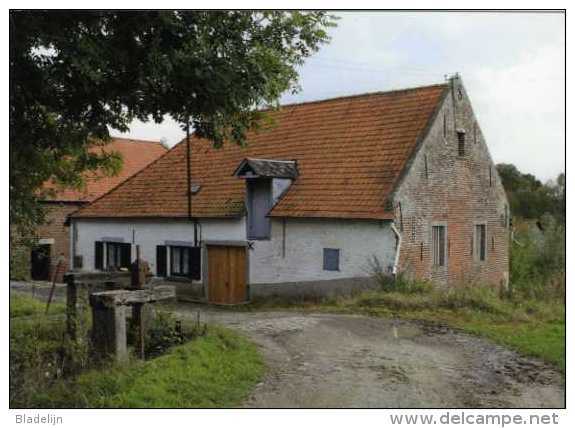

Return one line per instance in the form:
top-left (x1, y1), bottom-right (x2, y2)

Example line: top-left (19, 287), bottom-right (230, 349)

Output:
top-left (73, 84), bottom-right (447, 220)
top-left (44, 137), bottom-right (167, 202)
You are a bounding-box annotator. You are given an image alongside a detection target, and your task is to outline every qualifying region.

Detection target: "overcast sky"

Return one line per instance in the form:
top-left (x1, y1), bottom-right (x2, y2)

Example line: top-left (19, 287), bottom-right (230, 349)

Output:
top-left (112, 11), bottom-right (565, 183)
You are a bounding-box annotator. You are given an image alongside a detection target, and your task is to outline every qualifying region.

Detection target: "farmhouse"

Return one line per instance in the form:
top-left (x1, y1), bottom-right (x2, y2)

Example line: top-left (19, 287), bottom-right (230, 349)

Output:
top-left (27, 138), bottom-right (167, 282)
top-left (69, 75), bottom-right (510, 303)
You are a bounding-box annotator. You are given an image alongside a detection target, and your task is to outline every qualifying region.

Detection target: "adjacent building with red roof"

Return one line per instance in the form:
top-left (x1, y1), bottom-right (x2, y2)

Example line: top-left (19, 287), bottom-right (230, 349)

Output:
top-left (69, 76), bottom-right (510, 302)
top-left (30, 137), bottom-right (167, 281)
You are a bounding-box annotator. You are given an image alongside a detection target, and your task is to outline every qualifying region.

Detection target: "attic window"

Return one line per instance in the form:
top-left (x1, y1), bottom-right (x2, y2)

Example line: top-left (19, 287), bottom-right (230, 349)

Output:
top-left (457, 131), bottom-right (466, 156)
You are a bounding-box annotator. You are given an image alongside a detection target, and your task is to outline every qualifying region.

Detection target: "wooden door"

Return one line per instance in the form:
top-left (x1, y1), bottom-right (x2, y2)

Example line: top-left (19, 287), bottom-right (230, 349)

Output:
top-left (207, 245), bottom-right (247, 304)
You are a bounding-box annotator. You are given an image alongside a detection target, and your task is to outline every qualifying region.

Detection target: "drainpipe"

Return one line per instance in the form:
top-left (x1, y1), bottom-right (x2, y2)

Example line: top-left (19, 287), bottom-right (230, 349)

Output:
top-left (391, 222), bottom-right (402, 277)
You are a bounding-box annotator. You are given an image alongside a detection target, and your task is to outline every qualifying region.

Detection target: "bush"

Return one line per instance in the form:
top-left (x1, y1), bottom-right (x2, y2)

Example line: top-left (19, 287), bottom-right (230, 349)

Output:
top-left (438, 286), bottom-right (509, 316)
top-left (509, 217), bottom-right (565, 300)
top-left (9, 240), bottom-right (31, 280)
top-left (141, 310), bottom-right (205, 358)
top-left (369, 256), bottom-right (431, 294)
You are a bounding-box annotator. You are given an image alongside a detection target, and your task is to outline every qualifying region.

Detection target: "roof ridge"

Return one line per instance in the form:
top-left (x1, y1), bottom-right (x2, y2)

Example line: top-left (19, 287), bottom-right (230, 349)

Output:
top-left (108, 136), bottom-right (165, 145)
top-left (70, 140), bottom-right (181, 218)
top-left (247, 158), bottom-right (296, 163)
top-left (262, 82), bottom-right (448, 112)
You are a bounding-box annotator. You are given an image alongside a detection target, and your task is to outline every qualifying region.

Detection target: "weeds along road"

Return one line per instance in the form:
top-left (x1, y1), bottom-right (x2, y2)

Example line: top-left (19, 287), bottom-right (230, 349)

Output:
top-left (172, 303), bottom-right (564, 408)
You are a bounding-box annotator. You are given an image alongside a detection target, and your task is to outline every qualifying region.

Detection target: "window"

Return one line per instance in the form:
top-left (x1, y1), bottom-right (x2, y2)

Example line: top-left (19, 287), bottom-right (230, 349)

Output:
top-left (247, 178), bottom-right (271, 240)
top-left (475, 224), bottom-right (486, 262)
top-left (432, 226), bottom-right (446, 267)
top-left (473, 122), bottom-right (477, 144)
top-left (457, 131), bottom-right (466, 156)
top-left (95, 241), bottom-right (131, 271)
top-left (443, 114), bottom-right (447, 137)
top-left (156, 245), bottom-right (167, 277)
top-left (323, 248), bottom-right (340, 271)
top-left (169, 246), bottom-right (201, 279)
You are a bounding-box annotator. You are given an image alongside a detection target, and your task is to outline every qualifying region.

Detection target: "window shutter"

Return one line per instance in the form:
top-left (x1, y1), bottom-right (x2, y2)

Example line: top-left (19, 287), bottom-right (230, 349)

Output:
top-left (120, 243), bottom-right (132, 268)
top-left (156, 245), bottom-right (167, 277)
top-left (190, 247), bottom-right (201, 280)
top-left (439, 228), bottom-right (446, 266)
top-left (95, 241), bottom-right (103, 270)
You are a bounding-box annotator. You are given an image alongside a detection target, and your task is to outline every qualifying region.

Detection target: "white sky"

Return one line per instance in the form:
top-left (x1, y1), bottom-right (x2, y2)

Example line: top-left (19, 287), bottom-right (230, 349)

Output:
top-left (112, 11), bottom-right (565, 183)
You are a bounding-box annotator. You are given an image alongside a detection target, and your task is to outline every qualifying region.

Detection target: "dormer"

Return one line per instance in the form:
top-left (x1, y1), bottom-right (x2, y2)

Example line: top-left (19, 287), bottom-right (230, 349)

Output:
top-left (233, 158), bottom-right (298, 240)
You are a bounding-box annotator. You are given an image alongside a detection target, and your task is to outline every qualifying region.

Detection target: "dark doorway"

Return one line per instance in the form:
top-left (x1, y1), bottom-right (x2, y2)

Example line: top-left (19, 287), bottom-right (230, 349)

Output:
top-left (31, 244), bottom-right (51, 281)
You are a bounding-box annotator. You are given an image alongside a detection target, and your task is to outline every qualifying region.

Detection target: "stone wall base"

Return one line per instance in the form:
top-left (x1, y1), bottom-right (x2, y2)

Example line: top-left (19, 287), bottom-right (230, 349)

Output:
top-left (174, 276), bottom-right (379, 303)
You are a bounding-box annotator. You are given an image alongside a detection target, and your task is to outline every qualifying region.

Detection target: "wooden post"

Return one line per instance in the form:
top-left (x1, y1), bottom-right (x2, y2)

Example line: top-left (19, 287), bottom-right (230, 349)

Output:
top-left (46, 258), bottom-right (64, 314)
top-left (65, 273), bottom-right (90, 342)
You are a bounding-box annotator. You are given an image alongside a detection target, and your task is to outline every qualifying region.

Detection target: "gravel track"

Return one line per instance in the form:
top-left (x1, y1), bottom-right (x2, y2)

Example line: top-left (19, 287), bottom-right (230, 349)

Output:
top-left (171, 304), bottom-right (564, 408)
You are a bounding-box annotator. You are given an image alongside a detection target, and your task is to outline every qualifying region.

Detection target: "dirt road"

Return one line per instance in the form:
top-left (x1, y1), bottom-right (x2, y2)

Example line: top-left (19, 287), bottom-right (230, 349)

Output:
top-left (171, 304), bottom-right (564, 408)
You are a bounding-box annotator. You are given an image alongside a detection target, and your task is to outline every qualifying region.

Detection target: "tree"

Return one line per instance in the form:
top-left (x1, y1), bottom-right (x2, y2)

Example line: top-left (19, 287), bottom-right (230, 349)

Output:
top-left (496, 163), bottom-right (565, 222)
top-left (10, 11), bottom-right (335, 235)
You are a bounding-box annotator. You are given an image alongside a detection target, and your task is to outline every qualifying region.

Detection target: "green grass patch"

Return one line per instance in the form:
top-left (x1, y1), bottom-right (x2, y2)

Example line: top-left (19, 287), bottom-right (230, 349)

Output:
top-left (10, 294), bottom-right (264, 408)
top-left (33, 325), bottom-right (264, 408)
top-left (10, 292), bottom-right (65, 318)
top-left (10, 315), bottom-right (69, 407)
top-left (455, 319), bottom-right (565, 371)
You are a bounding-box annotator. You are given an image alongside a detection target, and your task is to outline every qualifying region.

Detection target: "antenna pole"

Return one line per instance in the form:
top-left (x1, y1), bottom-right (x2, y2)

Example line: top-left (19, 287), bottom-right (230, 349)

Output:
top-left (186, 119), bottom-right (192, 221)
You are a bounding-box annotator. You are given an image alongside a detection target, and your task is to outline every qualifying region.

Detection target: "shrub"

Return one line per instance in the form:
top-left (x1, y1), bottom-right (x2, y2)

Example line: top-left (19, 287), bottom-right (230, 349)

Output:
top-left (437, 285), bottom-right (509, 316)
top-left (368, 256), bottom-right (431, 294)
top-left (509, 217), bottom-right (565, 301)
top-left (142, 310), bottom-right (186, 358)
top-left (9, 233), bottom-right (31, 281)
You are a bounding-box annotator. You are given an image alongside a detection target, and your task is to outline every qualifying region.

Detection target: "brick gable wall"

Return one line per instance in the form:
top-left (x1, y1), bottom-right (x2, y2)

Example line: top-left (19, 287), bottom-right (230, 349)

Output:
top-left (36, 202), bottom-right (83, 282)
top-left (392, 76), bottom-right (509, 288)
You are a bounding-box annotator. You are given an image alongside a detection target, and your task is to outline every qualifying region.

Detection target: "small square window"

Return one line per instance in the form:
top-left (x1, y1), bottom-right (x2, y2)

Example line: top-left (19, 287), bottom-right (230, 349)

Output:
top-left (323, 248), bottom-right (340, 271)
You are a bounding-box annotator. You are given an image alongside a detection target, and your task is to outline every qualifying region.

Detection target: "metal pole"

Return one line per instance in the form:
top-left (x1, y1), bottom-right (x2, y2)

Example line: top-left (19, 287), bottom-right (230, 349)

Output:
top-left (186, 120), bottom-right (199, 246)
top-left (186, 121), bottom-right (192, 221)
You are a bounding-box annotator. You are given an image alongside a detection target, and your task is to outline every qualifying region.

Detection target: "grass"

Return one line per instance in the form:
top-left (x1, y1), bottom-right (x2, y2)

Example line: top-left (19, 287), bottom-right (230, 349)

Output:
top-left (10, 293), bottom-right (264, 408)
top-left (243, 284), bottom-right (565, 371)
top-left (10, 314), bottom-right (69, 407)
top-left (10, 292), bottom-right (65, 318)
top-left (32, 326), bottom-right (264, 408)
